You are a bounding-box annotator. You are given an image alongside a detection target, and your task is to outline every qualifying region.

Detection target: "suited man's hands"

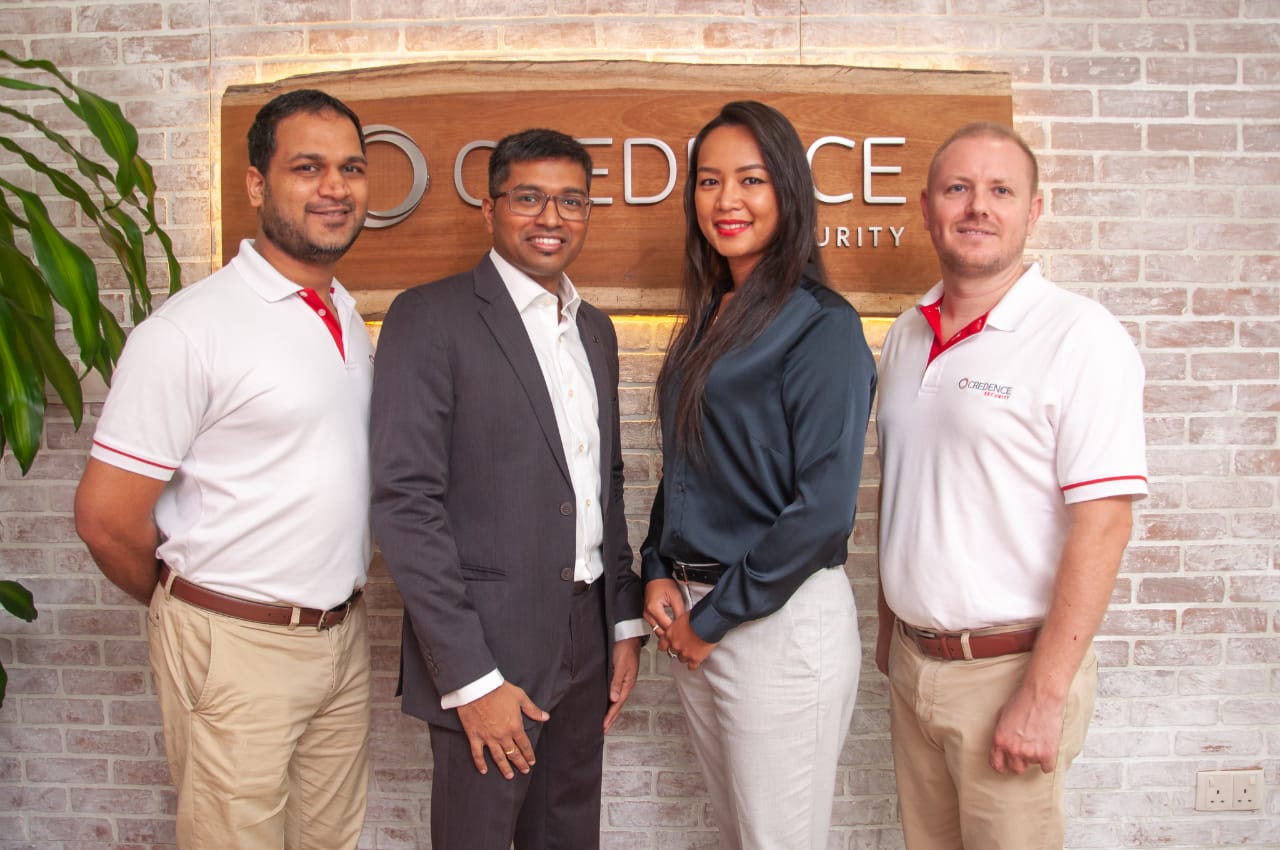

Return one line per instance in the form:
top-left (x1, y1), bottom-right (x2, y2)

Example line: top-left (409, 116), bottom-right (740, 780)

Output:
top-left (456, 682), bottom-right (549, 779)
top-left (603, 637), bottom-right (642, 733)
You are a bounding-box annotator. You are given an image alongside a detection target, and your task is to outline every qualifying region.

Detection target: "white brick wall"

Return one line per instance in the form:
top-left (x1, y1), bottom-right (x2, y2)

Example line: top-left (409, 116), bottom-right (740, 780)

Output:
top-left (1, 3), bottom-right (1277, 848)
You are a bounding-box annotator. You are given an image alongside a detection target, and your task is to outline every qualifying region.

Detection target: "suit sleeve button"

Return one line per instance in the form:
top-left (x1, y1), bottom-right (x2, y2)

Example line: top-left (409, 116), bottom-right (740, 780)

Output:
top-left (559, 502), bottom-right (573, 516)
top-left (560, 567), bottom-right (573, 581)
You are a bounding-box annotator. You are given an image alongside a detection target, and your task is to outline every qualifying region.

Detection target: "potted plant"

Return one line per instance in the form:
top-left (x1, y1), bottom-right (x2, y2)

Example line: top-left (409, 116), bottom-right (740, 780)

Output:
top-left (0, 49), bottom-right (182, 705)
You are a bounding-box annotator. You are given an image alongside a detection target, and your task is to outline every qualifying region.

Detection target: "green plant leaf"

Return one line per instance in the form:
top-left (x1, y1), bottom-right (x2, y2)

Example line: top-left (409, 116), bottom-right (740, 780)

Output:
top-left (73, 89), bottom-right (139, 196)
top-left (0, 77), bottom-right (60, 94)
top-left (131, 153), bottom-right (157, 199)
top-left (0, 49), bottom-right (182, 476)
top-left (102, 205), bottom-right (149, 317)
top-left (0, 580), bottom-right (37, 622)
top-left (0, 137), bottom-right (159, 320)
top-left (15, 303), bottom-right (82, 427)
top-left (92, 303), bottom-right (127, 386)
top-left (0, 229), bottom-right (57, 320)
top-left (0, 134), bottom-right (112, 221)
top-left (0, 577), bottom-right (38, 707)
top-left (0, 49), bottom-right (75, 90)
top-left (2, 181), bottom-right (103, 368)
top-left (0, 295), bottom-right (47, 473)
top-left (0, 104), bottom-right (115, 186)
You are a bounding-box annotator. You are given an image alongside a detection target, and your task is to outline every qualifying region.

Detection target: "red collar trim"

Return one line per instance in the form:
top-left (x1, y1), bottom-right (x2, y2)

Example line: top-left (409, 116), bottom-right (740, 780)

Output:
top-left (920, 296), bottom-right (991, 366)
top-left (296, 288), bottom-right (345, 359)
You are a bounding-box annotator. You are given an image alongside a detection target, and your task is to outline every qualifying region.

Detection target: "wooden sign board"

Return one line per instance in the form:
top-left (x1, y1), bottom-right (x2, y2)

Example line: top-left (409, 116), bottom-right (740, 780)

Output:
top-left (221, 61), bottom-right (1011, 316)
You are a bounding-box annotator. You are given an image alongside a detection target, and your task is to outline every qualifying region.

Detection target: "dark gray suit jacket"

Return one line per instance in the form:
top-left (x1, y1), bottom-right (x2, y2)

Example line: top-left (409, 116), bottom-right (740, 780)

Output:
top-left (370, 255), bottom-right (643, 730)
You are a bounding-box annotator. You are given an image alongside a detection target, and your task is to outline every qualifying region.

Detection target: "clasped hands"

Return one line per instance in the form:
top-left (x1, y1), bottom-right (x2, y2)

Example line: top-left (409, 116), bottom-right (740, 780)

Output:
top-left (644, 578), bottom-right (716, 670)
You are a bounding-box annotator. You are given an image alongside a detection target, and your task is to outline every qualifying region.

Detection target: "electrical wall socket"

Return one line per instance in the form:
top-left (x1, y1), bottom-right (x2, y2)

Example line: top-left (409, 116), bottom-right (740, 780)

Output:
top-left (1231, 769), bottom-right (1262, 811)
top-left (1195, 769), bottom-right (1264, 812)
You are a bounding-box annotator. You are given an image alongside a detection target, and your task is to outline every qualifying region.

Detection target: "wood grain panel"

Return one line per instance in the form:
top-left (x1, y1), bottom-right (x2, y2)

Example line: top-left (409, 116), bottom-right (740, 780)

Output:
top-left (221, 61), bottom-right (1012, 315)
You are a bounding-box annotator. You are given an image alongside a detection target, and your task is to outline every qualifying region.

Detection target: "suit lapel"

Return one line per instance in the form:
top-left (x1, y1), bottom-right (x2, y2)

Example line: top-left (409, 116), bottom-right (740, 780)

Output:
top-left (473, 257), bottom-right (573, 487)
top-left (578, 309), bottom-right (614, 502)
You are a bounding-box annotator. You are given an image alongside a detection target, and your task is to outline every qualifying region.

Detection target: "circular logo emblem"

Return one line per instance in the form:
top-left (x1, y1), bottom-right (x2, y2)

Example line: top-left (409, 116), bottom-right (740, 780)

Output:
top-left (362, 124), bottom-right (429, 229)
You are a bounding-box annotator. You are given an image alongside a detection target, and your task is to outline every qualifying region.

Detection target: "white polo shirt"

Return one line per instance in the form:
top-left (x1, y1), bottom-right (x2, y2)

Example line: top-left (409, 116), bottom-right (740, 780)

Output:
top-left (877, 264), bottom-right (1148, 632)
top-left (89, 239), bottom-right (373, 610)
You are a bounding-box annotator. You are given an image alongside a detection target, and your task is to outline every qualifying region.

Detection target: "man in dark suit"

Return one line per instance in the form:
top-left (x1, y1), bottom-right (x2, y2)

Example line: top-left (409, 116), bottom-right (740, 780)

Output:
top-left (370, 128), bottom-right (645, 850)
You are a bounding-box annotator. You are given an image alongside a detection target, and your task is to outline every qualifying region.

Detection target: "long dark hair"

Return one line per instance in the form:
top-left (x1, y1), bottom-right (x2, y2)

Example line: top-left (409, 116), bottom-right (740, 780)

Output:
top-left (656, 100), bottom-right (827, 456)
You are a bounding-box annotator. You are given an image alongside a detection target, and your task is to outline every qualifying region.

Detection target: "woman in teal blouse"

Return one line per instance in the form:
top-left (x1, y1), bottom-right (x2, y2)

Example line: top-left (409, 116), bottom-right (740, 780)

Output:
top-left (641, 100), bottom-right (877, 849)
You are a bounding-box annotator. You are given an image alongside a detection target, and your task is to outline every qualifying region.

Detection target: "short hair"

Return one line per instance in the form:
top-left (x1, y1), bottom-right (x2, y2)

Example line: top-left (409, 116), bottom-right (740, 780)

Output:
top-left (927, 122), bottom-right (1039, 197)
top-left (487, 129), bottom-right (593, 197)
top-left (247, 89), bottom-right (365, 173)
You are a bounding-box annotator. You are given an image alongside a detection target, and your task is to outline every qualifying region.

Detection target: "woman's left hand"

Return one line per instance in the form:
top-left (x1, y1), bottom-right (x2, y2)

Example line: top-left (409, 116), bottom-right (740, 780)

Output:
top-left (664, 612), bottom-right (717, 670)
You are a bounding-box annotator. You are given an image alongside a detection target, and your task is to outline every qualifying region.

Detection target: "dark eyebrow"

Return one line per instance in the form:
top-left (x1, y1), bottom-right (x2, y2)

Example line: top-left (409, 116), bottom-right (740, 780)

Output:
top-left (697, 163), bottom-right (767, 174)
top-left (510, 183), bottom-right (587, 196)
top-left (289, 152), bottom-right (369, 166)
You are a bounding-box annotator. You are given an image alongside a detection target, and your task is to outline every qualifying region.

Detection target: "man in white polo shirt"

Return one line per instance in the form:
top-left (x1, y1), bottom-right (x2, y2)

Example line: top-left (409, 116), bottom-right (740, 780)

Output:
top-left (875, 122), bottom-right (1147, 849)
top-left (74, 89), bottom-right (373, 850)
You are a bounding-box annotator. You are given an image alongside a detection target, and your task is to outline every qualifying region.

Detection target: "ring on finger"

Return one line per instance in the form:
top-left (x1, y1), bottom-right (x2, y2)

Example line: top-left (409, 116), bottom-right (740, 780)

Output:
top-left (503, 747), bottom-right (515, 755)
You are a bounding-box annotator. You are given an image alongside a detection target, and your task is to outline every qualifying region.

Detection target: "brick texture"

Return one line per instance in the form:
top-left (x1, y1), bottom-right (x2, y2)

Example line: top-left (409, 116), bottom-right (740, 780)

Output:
top-left (1, 4), bottom-right (1277, 849)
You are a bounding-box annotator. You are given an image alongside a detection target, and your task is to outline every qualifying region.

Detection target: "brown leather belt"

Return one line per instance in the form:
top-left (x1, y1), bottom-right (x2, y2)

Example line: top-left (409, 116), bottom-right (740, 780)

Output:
top-left (159, 563), bottom-right (361, 630)
top-left (900, 621), bottom-right (1039, 661)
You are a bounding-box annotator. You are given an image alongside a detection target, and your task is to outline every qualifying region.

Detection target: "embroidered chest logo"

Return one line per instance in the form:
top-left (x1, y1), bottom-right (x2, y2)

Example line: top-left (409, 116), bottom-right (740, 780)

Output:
top-left (957, 377), bottom-right (1013, 400)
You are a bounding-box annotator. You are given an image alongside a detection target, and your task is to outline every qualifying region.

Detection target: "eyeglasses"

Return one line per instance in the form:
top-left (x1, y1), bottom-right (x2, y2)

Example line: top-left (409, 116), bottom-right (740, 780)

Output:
top-left (493, 189), bottom-right (592, 221)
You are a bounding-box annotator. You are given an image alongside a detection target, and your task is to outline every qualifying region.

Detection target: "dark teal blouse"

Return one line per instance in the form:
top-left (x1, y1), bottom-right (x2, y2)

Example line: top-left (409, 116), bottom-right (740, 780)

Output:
top-left (640, 276), bottom-right (877, 643)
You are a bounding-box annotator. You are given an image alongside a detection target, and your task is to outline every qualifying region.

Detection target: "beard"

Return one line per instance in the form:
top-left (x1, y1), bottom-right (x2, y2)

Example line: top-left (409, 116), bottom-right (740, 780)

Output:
top-left (258, 196), bottom-right (364, 265)
top-left (934, 228), bottom-right (1028, 281)
top-left (936, 245), bottom-right (1011, 278)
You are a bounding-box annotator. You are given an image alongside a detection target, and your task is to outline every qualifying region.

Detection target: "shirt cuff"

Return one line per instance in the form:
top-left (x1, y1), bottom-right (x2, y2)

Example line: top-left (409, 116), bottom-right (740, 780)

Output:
top-left (440, 669), bottom-right (503, 710)
top-left (614, 617), bottom-right (649, 642)
top-left (89, 441), bottom-right (177, 481)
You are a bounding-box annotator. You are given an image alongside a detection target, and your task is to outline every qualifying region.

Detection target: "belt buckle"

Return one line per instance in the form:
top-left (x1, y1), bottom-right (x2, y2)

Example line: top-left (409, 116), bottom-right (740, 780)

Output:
top-left (674, 563), bottom-right (690, 583)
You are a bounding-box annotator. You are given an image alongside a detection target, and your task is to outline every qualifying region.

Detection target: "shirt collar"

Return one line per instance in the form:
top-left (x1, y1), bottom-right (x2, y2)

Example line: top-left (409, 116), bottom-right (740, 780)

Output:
top-left (917, 262), bottom-right (1047, 332)
top-left (233, 238), bottom-right (338, 304)
top-left (489, 248), bottom-right (581, 323)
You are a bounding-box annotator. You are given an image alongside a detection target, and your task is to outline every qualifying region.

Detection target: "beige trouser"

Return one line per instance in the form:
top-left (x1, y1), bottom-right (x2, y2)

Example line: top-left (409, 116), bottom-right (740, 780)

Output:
top-left (668, 567), bottom-right (860, 850)
top-left (147, 584), bottom-right (371, 850)
top-left (888, 622), bottom-right (1096, 850)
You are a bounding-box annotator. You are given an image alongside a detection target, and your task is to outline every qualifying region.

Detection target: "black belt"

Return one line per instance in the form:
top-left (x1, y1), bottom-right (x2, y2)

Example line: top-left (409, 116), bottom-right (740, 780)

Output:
top-left (673, 561), bottom-right (727, 585)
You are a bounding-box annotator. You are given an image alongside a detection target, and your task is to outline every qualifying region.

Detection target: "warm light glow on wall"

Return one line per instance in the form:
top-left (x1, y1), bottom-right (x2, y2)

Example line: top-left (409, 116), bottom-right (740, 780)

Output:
top-left (367, 314), bottom-right (895, 351)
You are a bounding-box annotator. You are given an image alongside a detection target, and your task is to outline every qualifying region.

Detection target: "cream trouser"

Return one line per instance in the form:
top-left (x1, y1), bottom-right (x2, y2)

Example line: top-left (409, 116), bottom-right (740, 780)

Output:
top-left (147, 584), bottom-right (371, 850)
top-left (888, 621), bottom-right (1097, 850)
top-left (669, 566), bottom-right (860, 850)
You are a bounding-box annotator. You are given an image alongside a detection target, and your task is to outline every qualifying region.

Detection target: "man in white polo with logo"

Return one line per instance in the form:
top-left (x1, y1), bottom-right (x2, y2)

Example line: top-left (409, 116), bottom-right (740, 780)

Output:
top-left (875, 122), bottom-right (1148, 850)
top-left (74, 89), bottom-right (373, 850)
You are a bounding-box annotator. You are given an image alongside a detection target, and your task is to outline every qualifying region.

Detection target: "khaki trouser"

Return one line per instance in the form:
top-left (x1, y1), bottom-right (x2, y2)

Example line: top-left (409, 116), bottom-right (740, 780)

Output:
top-left (888, 621), bottom-right (1096, 850)
top-left (669, 567), bottom-right (861, 850)
top-left (147, 584), bottom-right (371, 850)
